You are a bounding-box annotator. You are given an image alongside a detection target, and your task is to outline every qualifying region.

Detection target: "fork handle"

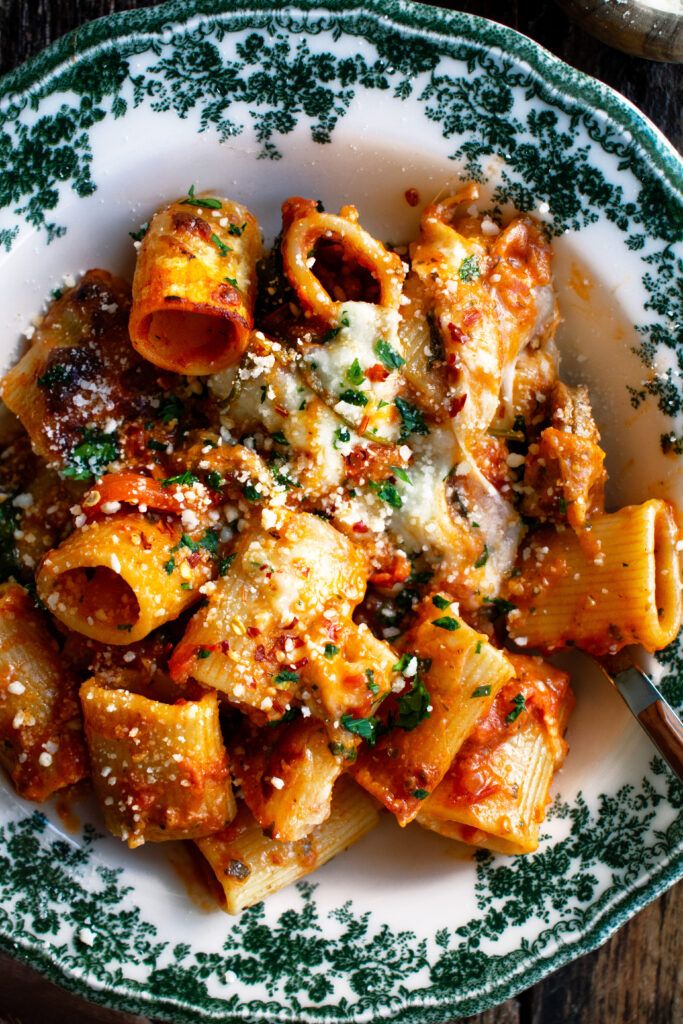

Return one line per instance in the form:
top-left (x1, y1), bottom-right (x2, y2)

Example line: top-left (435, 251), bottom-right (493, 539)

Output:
top-left (638, 700), bottom-right (683, 783)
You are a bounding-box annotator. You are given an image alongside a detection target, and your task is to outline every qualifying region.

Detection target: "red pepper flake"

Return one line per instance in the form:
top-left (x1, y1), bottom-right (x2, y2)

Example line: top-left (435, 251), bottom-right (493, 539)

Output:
top-left (462, 309), bottom-right (481, 328)
top-left (281, 617), bottom-right (299, 630)
top-left (404, 188), bottom-right (420, 207)
top-left (274, 404), bottom-right (289, 418)
top-left (254, 644), bottom-right (266, 662)
top-left (344, 673), bottom-right (366, 689)
top-left (187, 551), bottom-right (201, 567)
top-left (447, 322), bottom-right (467, 345)
top-left (365, 363), bottom-right (390, 383)
top-left (352, 522), bottom-right (369, 533)
top-left (246, 625), bottom-right (261, 638)
top-left (220, 640), bottom-right (231, 654)
top-left (358, 415), bottom-right (370, 434)
top-left (448, 394), bottom-right (468, 418)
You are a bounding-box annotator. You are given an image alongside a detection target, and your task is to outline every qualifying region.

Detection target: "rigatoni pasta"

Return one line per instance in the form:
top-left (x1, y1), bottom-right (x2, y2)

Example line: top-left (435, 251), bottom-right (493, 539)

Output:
top-left (506, 499), bottom-right (682, 655)
top-left (0, 583), bottom-right (88, 800)
top-left (196, 777), bottom-right (378, 914)
top-left (0, 184), bottom-right (678, 913)
top-left (130, 192), bottom-right (261, 374)
top-left (81, 676), bottom-right (233, 847)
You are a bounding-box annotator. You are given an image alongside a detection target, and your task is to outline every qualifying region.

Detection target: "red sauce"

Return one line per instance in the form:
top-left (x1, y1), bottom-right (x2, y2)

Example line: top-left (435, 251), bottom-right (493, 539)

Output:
top-left (405, 188), bottom-right (420, 207)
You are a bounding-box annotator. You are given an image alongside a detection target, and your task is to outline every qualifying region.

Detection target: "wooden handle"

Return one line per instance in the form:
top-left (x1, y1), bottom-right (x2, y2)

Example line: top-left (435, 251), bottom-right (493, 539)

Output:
top-left (638, 700), bottom-right (683, 782)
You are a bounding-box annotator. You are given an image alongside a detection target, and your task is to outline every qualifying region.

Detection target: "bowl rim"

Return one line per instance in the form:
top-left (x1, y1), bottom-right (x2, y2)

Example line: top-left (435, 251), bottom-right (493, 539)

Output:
top-left (0, 1), bottom-right (681, 1021)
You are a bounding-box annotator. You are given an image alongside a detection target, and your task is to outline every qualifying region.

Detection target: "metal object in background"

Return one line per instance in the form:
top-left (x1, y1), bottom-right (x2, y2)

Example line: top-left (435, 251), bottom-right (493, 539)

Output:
top-left (557, 0), bottom-right (683, 61)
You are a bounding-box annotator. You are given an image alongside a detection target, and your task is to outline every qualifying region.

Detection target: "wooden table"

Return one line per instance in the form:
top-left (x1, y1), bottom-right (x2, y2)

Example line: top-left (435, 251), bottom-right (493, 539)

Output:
top-left (0, 2), bottom-right (680, 1022)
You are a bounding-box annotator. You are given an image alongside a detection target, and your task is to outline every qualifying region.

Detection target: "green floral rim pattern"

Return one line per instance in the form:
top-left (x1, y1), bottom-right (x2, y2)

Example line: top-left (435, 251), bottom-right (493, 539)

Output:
top-left (0, 1), bottom-right (682, 1020)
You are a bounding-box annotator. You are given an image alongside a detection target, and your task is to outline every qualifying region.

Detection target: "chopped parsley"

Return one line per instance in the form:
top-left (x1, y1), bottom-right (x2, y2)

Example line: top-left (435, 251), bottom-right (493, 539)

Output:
top-left (164, 558), bottom-right (175, 575)
top-left (321, 311), bottom-right (350, 343)
top-left (458, 254), bottom-right (480, 281)
top-left (374, 338), bottom-right (405, 370)
top-left (224, 276), bottom-right (239, 288)
top-left (324, 643), bottom-right (340, 659)
top-left (117, 623), bottom-right (133, 632)
top-left (129, 222), bottom-right (148, 242)
top-left (483, 596), bottom-right (517, 615)
top-left (471, 684), bottom-right (491, 698)
top-left (396, 677), bottom-right (431, 731)
top-left (242, 483), bottom-right (261, 502)
top-left (390, 465), bottom-right (412, 484)
top-left (197, 647), bottom-right (212, 659)
top-left (431, 594), bottom-right (451, 610)
top-left (392, 652), bottom-right (415, 674)
top-left (333, 426), bottom-right (351, 449)
top-left (328, 742), bottom-right (358, 762)
top-left (274, 669), bottom-right (300, 685)
top-left (369, 480), bottom-right (402, 509)
top-left (158, 394), bottom-right (182, 425)
top-left (181, 185), bottom-right (222, 210)
top-left (219, 553), bottom-right (236, 576)
top-left (147, 439), bottom-right (167, 453)
top-left (365, 669), bottom-right (379, 695)
top-left (37, 363), bottom-right (71, 388)
top-left (474, 545), bottom-right (489, 569)
top-left (268, 707), bottom-right (299, 727)
top-left (204, 470), bottom-right (224, 490)
top-left (431, 615), bottom-right (460, 631)
top-left (412, 788), bottom-right (429, 800)
top-left (63, 429), bottom-right (119, 481)
top-left (340, 713), bottom-right (380, 744)
top-left (338, 388), bottom-right (368, 407)
top-left (162, 471), bottom-right (198, 487)
top-left (346, 358), bottom-right (365, 386)
top-left (210, 232), bottom-right (232, 257)
top-left (172, 529), bottom-right (218, 555)
top-left (271, 431), bottom-right (289, 446)
top-left (505, 692), bottom-right (527, 725)
top-left (395, 397), bottom-right (429, 441)
top-left (228, 221), bottom-right (247, 236)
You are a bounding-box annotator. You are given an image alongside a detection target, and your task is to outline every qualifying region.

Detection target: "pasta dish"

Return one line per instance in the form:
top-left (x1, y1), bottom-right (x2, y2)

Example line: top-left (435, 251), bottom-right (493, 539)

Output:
top-left (0, 185), bottom-right (679, 913)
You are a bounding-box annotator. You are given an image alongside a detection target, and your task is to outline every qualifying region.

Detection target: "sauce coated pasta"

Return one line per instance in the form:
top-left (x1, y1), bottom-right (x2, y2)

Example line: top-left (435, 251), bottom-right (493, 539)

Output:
top-left (0, 185), bottom-right (679, 911)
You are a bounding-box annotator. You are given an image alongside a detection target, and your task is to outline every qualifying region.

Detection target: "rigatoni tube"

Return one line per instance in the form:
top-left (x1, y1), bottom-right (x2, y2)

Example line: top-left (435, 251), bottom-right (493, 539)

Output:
top-left (507, 499), bottom-right (682, 655)
top-left (195, 777), bottom-right (378, 914)
top-left (81, 679), bottom-right (233, 847)
top-left (36, 512), bottom-right (213, 645)
top-left (0, 583), bottom-right (88, 800)
top-left (130, 193), bottom-right (261, 374)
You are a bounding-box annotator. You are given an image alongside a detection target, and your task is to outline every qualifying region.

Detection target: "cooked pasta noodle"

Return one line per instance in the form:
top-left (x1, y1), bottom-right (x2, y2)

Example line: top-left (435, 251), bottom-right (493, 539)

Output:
top-left (0, 184), bottom-right (676, 911)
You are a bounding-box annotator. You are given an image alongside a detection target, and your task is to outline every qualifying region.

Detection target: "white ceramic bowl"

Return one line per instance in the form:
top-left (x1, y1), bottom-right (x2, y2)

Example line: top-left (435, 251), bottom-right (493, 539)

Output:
top-left (0, 2), bottom-right (681, 1021)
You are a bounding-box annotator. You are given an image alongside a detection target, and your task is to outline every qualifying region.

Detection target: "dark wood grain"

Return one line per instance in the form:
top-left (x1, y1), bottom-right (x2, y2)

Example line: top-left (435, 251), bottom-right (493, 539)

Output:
top-left (0, 2), bottom-right (681, 1023)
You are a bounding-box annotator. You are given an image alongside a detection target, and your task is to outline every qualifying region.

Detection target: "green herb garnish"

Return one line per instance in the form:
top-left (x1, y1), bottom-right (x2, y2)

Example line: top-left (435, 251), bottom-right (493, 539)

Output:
top-left (471, 684), bottom-right (491, 698)
top-left (181, 185), bottom-right (222, 210)
top-left (162, 471), bottom-right (198, 488)
top-left (397, 678), bottom-right (431, 731)
top-left (374, 339), bottom-right (405, 370)
top-left (505, 693), bottom-right (526, 725)
top-left (346, 358), bottom-right (365, 386)
top-left (395, 397), bottom-right (429, 441)
top-left (338, 388), bottom-right (368, 407)
top-left (431, 595), bottom-right (451, 610)
top-left (274, 669), bottom-right (300, 685)
top-left (324, 643), bottom-right (340, 659)
top-left (340, 713), bottom-right (380, 745)
top-left (458, 255), bottom-right (480, 281)
top-left (431, 615), bottom-right (460, 631)
top-left (210, 232), bottom-right (231, 257)
top-left (369, 480), bottom-right (402, 509)
top-left (474, 545), bottom-right (489, 569)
